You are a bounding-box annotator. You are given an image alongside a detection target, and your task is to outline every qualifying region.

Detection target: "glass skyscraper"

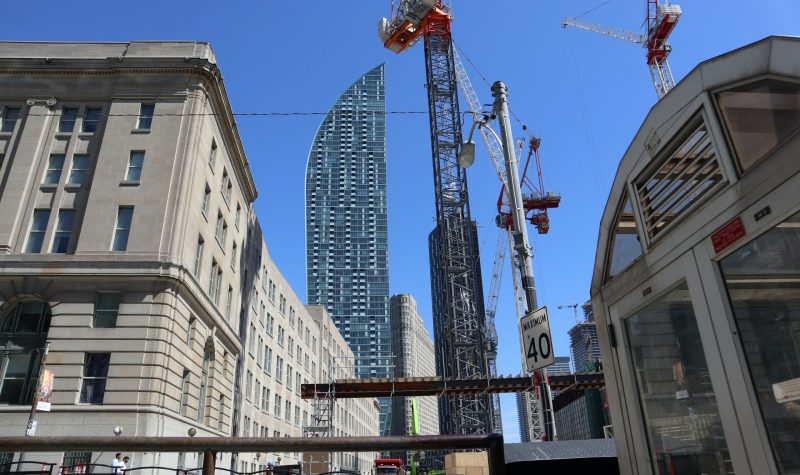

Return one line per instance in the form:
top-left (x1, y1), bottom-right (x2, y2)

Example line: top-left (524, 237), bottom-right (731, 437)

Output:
top-left (305, 64), bottom-right (391, 432)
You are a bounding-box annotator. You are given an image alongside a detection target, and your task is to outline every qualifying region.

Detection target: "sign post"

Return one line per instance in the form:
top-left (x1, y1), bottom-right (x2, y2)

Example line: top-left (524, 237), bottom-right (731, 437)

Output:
top-left (519, 307), bottom-right (555, 373)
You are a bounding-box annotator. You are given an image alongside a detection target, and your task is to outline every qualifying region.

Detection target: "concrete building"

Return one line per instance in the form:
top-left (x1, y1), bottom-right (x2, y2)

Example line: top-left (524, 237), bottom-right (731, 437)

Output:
top-left (389, 294), bottom-right (439, 439)
top-left (305, 64), bottom-right (391, 433)
top-left (0, 41), bottom-right (377, 474)
top-left (553, 389), bottom-right (610, 441)
top-left (591, 36), bottom-right (800, 474)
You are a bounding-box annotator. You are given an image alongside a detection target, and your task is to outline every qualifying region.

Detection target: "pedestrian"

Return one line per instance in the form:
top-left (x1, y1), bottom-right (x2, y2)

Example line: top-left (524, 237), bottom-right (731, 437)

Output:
top-left (111, 453), bottom-right (123, 474)
top-left (122, 456), bottom-right (130, 473)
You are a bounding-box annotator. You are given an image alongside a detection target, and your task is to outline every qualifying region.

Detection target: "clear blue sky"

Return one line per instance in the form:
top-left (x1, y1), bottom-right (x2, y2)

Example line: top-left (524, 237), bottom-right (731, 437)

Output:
top-left (5, 0), bottom-right (796, 442)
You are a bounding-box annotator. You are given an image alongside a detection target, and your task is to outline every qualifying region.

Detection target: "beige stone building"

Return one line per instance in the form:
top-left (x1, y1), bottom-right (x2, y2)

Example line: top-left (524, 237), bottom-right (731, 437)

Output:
top-left (0, 41), bottom-right (377, 474)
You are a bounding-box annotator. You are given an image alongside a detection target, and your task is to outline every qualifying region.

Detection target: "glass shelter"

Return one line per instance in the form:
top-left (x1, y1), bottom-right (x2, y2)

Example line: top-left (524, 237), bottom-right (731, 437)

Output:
top-left (591, 36), bottom-right (800, 475)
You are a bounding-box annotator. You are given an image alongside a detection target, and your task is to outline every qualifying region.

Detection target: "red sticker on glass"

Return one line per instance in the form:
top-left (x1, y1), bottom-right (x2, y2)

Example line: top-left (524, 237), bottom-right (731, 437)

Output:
top-left (711, 217), bottom-right (746, 254)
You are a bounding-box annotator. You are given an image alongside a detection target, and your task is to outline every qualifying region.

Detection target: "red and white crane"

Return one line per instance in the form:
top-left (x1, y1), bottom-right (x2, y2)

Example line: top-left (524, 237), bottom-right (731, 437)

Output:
top-left (562, 0), bottom-right (682, 98)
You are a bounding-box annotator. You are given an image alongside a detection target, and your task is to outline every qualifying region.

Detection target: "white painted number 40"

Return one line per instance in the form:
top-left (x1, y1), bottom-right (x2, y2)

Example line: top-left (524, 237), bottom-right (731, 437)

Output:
top-left (519, 306), bottom-right (555, 373)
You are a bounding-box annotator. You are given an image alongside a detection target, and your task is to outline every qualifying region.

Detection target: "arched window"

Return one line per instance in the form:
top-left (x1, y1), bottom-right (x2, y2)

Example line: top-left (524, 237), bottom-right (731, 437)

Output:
top-left (0, 300), bottom-right (51, 404)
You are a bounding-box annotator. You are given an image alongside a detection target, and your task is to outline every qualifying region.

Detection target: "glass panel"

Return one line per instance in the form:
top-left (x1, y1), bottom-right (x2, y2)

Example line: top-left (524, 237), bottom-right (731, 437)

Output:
top-left (16, 301), bottom-right (44, 333)
top-left (607, 194), bottom-right (643, 279)
top-left (717, 79), bottom-right (800, 172)
top-left (126, 152), bottom-right (144, 181)
top-left (44, 154), bottom-right (65, 185)
top-left (62, 452), bottom-right (91, 474)
top-left (720, 209), bottom-right (800, 473)
top-left (82, 108), bottom-right (101, 133)
top-left (624, 284), bottom-right (732, 474)
top-left (80, 353), bottom-right (109, 404)
top-left (94, 294), bottom-right (120, 328)
top-left (51, 209), bottom-right (75, 253)
top-left (26, 210), bottom-right (50, 253)
top-left (112, 207), bottom-right (133, 252)
top-left (1, 107), bottom-right (19, 133)
top-left (68, 155), bottom-right (89, 185)
top-left (59, 108), bottom-right (78, 133)
top-left (137, 104), bottom-right (154, 129)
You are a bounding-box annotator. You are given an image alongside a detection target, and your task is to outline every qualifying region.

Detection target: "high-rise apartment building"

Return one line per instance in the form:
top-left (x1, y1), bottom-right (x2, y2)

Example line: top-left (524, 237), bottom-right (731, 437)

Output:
top-left (0, 41), bottom-right (377, 474)
top-left (389, 294), bottom-right (439, 440)
top-left (568, 302), bottom-right (601, 373)
top-left (305, 64), bottom-right (391, 432)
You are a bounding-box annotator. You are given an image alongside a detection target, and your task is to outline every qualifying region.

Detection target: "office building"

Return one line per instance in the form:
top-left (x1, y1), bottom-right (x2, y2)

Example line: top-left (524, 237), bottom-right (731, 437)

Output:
top-left (0, 41), bottom-right (377, 474)
top-left (389, 294), bottom-right (439, 438)
top-left (305, 64), bottom-right (391, 433)
top-left (591, 36), bottom-right (800, 473)
top-left (553, 389), bottom-right (610, 441)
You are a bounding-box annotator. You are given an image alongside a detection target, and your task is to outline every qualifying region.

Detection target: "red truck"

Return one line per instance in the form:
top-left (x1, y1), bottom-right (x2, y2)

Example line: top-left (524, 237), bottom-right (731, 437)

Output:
top-left (374, 458), bottom-right (406, 475)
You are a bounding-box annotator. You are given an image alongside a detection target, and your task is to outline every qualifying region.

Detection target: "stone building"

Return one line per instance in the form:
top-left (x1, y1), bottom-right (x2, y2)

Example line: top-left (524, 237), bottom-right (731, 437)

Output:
top-left (0, 40), bottom-right (377, 474)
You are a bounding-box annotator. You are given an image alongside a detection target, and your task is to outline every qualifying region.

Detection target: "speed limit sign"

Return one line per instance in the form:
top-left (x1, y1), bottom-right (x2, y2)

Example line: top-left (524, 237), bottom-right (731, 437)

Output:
top-left (519, 306), bottom-right (555, 373)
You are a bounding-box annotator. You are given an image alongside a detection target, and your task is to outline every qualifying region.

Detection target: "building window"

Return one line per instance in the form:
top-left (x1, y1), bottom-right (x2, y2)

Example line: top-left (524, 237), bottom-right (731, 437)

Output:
top-left (209, 260), bottom-right (222, 304)
top-left (1, 107), bottom-right (20, 133)
top-left (62, 452), bottom-right (91, 474)
top-left (187, 317), bottom-right (196, 347)
top-left (198, 352), bottom-right (210, 423)
top-left (43, 154), bottom-right (65, 185)
top-left (68, 155), bottom-right (89, 185)
top-left (720, 209), bottom-right (800, 472)
top-left (215, 212), bottom-right (227, 247)
top-left (231, 242), bottom-right (238, 270)
top-left (265, 346), bottom-right (272, 374)
top-left (82, 107), bottom-right (101, 133)
top-left (221, 170), bottom-right (231, 203)
top-left (0, 301), bottom-right (51, 404)
top-left (274, 394), bottom-right (281, 415)
top-left (93, 293), bottom-right (120, 328)
top-left (59, 107), bottom-right (79, 133)
top-left (276, 356), bottom-right (283, 383)
top-left (218, 395), bottom-right (225, 430)
top-left (137, 104), bottom-right (154, 130)
top-left (624, 283), bottom-right (731, 473)
top-left (194, 236), bottom-right (205, 276)
top-left (80, 353), bottom-right (110, 404)
top-left (225, 285), bottom-right (233, 320)
top-left (261, 387), bottom-right (268, 412)
top-left (209, 140), bottom-right (217, 168)
top-left (606, 193), bottom-right (642, 280)
top-left (235, 203), bottom-right (242, 229)
top-left (202, 183), bottom-right (211, 217)
top-left (81, 107), bottom-right (101, 132)
top-left (285, 400), bottom-right (291, 421)
top-left (245, 371), bottom-right (253, 401)
top-left (111, 207), bottom-right (133, 251)
top-left (50, 209), bottom-right (75, 253)
top-left (179, 369), bottom-right (190, 416)
top-left (126, 151), bottom-right (144, 181)
top-left (716, 78), bottom-right (800, 172)
top-left (25, 209), bottom-right (50, 253)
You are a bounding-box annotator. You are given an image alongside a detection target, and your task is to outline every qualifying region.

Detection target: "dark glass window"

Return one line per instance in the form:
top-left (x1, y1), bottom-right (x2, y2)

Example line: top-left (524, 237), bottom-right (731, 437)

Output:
top-left (720, 209), bottom-right (800, 473)
top-left (68, 155), bottom-right (89, 185)
top-left (112, 207), bottom-right (133, 251)
top-left (43, 154), bottom-right (65, 185)
top-left (126, 151), bottom-right (144, 181)
top-left (82, 108), bottom-right (101, 133)
top-left (59, 108), bottom-right (78, 133)
top-left (79, 353), bottom-right (110, 404)
top-left (25, 210), bottom-right (50, 254)
top-left (51, 209), bottom-right (75, 253)
top-left (0, 301), bottom-right (51, 405)
top-left (137, 104), bottom-right (154, 129)
top-left (93, 294), bottom-right (120, 328)
top-left (1, 107), bottom-right (19, 133)
top-left (717, 78), bottom-right (800, 172)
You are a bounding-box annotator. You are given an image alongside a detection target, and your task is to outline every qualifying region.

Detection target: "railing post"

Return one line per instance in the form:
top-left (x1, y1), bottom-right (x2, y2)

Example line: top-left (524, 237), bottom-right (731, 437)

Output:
top-left (202, 449), bottom-right (216, 475)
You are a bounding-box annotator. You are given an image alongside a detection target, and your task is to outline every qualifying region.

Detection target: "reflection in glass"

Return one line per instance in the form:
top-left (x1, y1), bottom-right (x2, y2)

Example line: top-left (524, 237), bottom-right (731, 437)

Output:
top-left (720, 209), bottom-right (800, 473)
top-left (625, 284), bottom-right (732, 474)
top-left (607, 195), bottom-right (642, 279)
top-left (717, 78), bottom-right (800, 171)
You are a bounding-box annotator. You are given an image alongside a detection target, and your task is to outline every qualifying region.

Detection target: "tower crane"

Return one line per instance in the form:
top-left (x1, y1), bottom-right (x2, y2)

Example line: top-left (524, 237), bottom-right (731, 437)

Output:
top-left (562, 0), bottom-right (682, 98)
top-left (379, 0), bottom-right (495, 435)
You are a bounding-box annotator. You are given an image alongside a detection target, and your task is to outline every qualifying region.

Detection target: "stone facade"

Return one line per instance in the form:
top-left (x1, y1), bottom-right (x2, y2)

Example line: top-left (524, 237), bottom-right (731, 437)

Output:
top-left (0, 41), bottom-right (377, 474)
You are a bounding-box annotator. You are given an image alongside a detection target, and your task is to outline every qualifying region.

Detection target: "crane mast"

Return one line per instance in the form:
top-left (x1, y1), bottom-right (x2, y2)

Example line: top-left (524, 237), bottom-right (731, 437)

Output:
top-left (562, 0), bottom-right (682, 98)
top-left (380, 0), bottom-right (495, 435)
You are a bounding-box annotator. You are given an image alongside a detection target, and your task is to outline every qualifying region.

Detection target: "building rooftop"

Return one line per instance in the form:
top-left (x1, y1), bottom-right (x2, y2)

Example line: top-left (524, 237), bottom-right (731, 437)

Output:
top-left (0, 41), bottom-right (215, 62)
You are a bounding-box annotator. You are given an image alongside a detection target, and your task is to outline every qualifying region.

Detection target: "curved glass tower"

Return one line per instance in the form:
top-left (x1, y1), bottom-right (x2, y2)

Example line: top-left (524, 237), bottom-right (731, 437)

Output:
top-left (305, 64), bottom-right (391, 432)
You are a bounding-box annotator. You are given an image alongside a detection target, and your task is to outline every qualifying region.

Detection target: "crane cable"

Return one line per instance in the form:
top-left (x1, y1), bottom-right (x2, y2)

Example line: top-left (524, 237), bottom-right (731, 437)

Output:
top-left (575, 0), bottom-right (614, 19)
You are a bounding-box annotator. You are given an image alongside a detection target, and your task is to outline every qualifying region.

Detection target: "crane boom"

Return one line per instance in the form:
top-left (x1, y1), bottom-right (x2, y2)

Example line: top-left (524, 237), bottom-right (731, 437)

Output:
top-left (561, 18), bottom-right (645, 45)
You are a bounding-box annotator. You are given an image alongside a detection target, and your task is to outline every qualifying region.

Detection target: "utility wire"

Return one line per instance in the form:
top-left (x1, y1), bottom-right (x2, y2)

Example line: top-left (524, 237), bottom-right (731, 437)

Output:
top-left (575, 0), bottom-right (614, 19)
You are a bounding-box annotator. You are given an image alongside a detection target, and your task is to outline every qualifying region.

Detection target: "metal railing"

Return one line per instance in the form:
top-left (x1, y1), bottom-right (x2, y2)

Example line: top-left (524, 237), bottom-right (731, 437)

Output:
top-left (0, 435), bottom-right (506, 475)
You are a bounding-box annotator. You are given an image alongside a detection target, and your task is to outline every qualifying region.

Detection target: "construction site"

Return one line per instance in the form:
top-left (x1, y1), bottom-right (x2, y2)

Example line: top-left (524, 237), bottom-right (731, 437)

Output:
top-left (1, 0), bottom-right (798, 474)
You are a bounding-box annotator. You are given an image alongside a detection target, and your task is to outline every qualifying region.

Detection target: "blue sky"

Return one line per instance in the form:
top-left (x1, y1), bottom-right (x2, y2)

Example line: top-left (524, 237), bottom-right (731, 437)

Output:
top-left (5, 0), bottom-right (796, 442)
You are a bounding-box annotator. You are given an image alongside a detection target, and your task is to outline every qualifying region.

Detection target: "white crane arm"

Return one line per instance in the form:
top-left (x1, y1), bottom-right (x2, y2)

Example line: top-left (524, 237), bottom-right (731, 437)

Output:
top-left (453, 49), bottom-right (508, 189)
top-left (562, 17), bottom-right (646, 46)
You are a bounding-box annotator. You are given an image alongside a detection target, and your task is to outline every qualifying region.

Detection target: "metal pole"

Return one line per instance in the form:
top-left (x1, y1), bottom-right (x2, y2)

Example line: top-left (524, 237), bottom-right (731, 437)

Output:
top-left (202, 450), bottom-right (215, 475)
top-left (491, 81), bottom-right (556, 441)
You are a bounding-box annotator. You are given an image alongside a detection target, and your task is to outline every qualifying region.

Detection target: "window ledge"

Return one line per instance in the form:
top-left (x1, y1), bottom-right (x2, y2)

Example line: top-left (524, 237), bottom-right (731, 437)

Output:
top-left (0, 132), bottom-right (11, 138)
top-left (39, 184), bottom-right (58, 191)
top-left (54, 132), bottom-right (73, 139)
top-left (131, 128), bottom-right (151, 134)
top-left (119, 180), bottom-right (140, 187)
top-left (64, 183), bottom-right (82, 191)
top-left (78, 132), bottom-right (96, 138)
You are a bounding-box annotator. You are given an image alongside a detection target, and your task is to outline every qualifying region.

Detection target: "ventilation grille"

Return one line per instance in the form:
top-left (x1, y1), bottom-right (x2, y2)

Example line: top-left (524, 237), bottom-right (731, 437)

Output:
top-left (636, 119), bottom-right (725, 239)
